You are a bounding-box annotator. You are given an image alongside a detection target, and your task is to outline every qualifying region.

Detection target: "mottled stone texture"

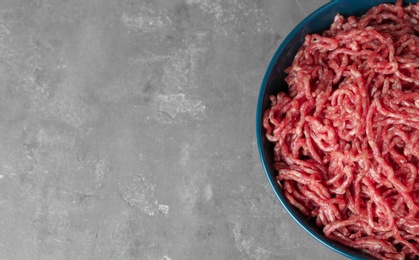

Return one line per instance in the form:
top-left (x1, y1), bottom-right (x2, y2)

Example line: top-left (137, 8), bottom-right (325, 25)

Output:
top-left (0, 0), bottom-right (346, 259)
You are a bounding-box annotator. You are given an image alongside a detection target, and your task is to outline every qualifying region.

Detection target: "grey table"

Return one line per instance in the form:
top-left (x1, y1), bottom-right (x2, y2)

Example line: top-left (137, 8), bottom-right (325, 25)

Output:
top-left (0, 0), bottom-right (347, 259)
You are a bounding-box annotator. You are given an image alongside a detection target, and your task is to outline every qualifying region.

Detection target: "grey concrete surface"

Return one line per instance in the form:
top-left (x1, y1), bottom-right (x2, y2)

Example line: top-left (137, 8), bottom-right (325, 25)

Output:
top-left (0, 0), bottom-right (347, 259)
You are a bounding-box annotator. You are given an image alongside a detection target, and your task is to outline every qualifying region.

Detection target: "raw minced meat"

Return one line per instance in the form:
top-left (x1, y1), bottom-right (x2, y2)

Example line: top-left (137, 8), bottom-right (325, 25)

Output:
top-left (263, 1), bottom-right (419, 259)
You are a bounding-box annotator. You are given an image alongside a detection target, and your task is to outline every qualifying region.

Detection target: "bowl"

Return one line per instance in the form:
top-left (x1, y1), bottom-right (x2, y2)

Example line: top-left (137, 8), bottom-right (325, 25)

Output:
top-left (256, 0), bottom-right (419, 259)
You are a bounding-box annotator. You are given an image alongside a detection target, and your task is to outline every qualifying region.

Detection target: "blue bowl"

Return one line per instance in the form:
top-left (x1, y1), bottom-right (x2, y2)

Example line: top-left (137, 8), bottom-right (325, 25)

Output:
top-left (256, 0), bottom-right (419, 259)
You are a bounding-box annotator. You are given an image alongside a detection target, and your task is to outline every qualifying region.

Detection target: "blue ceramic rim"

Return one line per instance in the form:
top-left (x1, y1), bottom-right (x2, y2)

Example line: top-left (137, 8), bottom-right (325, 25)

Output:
top-left (257, 1), bottom-right (369, 259)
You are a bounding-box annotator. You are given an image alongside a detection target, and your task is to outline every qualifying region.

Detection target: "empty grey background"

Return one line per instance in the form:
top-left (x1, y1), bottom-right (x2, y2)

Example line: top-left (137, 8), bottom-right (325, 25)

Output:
top-left (0, 0), bottom-right (347, 259)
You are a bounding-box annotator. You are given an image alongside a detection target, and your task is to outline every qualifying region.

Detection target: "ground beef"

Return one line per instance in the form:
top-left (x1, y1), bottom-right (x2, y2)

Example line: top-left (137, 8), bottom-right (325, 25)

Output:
top-left (263, 1), bottom-right (419, 259)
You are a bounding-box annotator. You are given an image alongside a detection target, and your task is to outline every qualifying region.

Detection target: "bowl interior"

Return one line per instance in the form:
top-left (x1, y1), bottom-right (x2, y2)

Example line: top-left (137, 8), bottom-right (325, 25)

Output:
top-left (257, 0), bottom-right (418, 259)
